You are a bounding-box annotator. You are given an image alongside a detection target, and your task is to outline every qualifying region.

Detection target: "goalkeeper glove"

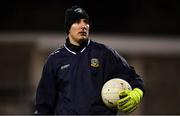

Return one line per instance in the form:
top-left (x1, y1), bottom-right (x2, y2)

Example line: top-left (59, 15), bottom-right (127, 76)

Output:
top-left (116, 88), bottom-right (143, 113)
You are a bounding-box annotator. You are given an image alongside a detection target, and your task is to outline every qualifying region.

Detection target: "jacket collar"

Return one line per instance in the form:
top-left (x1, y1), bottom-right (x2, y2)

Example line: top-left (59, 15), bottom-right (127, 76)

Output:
top-left (64, 38), bottom-right (90, 54)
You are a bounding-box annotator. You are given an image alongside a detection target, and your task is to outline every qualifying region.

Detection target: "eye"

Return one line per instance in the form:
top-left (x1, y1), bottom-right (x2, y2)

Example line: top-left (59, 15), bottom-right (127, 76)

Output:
top-left (83, 19), bottom-right (89, 24)
top-left (75, 19), bottom-right (81, 24)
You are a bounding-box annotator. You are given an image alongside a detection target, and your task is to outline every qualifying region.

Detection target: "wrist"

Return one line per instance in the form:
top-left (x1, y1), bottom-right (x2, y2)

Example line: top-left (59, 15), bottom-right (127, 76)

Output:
top-left (133, 88), bottom-right (143, 99)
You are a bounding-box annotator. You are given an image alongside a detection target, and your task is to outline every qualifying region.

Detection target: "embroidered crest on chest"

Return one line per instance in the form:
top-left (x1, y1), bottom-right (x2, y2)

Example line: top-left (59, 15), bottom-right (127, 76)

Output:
top-left (91, 58), bottom-right (100, 68)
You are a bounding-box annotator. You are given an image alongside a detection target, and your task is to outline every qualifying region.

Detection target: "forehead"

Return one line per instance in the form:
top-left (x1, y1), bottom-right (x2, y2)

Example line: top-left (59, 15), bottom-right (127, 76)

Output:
top-left (72, 18), bottom-right (89, 25)
top-left (76, 18), bottom-right (88, 21)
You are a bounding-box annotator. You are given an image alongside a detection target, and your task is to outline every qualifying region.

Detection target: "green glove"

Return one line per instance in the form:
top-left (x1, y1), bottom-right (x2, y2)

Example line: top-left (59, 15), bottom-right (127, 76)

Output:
top-left (116, 88), bottom-right (143, 113)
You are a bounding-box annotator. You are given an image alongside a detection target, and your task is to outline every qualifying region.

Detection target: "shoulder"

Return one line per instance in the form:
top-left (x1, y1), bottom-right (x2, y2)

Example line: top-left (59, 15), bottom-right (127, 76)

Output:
top-left (46, 46), bottom-right (66, 61)
top-left (49, 46), bottom-right (65, 56)
top-left (43, 46), bottom-right (65, 66)
top-left (90, 40), bottom-right (113, 51)
top-left (91, 40), bottom-right (128, 64)
top-left (90, 40), bottom-right (118, 55)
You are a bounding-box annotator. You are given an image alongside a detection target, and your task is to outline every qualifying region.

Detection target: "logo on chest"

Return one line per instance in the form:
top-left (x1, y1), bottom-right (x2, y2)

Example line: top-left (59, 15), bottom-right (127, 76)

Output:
top-left (61, 64), bottom-right (70, 70)
top-left (91, 58), bottom-right (100, 68)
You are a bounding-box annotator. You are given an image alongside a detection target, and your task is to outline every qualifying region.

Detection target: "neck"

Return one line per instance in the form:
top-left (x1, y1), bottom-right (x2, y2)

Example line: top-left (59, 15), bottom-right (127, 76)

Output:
top-left (65, 38), bottom-right (89, 53)
top-left (69, 37), bottom-right (81, 46)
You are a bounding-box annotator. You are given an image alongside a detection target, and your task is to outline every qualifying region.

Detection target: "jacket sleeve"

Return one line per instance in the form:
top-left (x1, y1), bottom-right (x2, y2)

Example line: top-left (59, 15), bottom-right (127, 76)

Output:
top-left (104, 48), bottom-right (145, 93)
top-left (34, 56), bottom-right (58, 114)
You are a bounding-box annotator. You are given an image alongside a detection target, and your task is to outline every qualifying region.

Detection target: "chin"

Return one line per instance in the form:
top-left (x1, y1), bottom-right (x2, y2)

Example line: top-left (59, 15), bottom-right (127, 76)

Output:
top-left (80, 36), bottom-right (88, 40)
top-left (78, 37), bottom-right (87, 43)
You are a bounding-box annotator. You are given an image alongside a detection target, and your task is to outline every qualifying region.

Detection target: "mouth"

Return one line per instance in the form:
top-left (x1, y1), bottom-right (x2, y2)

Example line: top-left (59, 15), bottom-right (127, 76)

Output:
top-left (79, 32), bottom-right (87, 36)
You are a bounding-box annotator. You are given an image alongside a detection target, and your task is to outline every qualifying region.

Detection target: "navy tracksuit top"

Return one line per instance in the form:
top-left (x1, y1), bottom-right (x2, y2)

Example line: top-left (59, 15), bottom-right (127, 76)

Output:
top-left (35, 38), bottom-right (145, 115)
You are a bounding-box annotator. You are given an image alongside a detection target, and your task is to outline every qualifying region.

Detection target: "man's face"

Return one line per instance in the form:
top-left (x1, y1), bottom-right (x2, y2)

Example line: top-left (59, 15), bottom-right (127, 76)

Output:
top-left (68, 18), bottom-right (90, 46)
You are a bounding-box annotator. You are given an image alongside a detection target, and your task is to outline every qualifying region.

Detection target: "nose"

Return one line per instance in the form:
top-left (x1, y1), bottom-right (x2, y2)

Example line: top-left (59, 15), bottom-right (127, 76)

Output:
top-left (80, 22), bottom-right (88, 30)
top-left (81, 25), bottom-right (86, 30)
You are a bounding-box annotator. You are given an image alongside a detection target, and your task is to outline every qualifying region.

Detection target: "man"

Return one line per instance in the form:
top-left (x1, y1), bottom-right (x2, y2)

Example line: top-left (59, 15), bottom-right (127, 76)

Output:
top-left (35, 5), bottom-right (145, 115)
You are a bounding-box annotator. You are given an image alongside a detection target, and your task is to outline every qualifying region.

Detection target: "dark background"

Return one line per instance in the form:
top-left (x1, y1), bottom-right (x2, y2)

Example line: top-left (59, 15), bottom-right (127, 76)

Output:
top-left (0, 0), bottom-right (180, 114)
top-left (0, 0), bottom-right (180, 36)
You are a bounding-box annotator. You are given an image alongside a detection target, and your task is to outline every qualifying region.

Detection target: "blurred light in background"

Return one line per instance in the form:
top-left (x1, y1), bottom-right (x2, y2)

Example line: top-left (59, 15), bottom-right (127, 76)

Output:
top-left (0, 33), bottom-right (180, 114)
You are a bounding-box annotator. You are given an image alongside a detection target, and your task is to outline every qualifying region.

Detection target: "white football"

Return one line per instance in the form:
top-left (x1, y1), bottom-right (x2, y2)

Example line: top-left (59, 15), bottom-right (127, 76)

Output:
top-left (101, 78), bottom-right (132, 109)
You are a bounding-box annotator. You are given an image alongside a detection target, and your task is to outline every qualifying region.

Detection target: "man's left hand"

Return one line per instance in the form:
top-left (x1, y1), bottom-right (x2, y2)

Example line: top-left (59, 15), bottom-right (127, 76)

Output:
top-left (116, 88), bottom-right (143, 113)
